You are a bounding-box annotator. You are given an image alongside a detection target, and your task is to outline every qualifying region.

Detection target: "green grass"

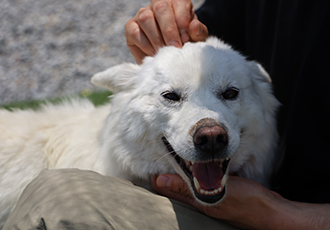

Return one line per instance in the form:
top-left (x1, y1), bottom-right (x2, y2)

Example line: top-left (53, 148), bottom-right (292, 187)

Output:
top-left (0, 90), bottom-right (112, 111)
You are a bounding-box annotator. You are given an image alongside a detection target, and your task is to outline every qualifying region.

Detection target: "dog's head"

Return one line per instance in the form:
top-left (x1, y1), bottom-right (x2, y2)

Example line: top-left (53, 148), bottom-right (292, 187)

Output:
top-left (92, 37), bottom-right (279, 204)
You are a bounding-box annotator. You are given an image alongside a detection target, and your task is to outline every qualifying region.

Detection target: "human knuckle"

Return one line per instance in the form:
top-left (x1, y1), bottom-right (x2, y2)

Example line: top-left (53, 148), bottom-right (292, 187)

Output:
top-left (137, 9), bottom-right (154, 23)
top-left (129, 26), bottom-right (141, 39)
top-left (175, 1), bottom-right (194, 26)
top-left (162, 26), bottom-right (177, 36)
top-left (174, 0), bottom-right (191, 5)
top-left (124, 20), bottom-right (133, 31)
top-left (137, 6), bottom-right (149, 15)
top-left (174, 0), bottom-right (193, 9)
top-left (153, 0), bottom-right (171, 14)
top-left (125, 23), bottom-right (140, 40)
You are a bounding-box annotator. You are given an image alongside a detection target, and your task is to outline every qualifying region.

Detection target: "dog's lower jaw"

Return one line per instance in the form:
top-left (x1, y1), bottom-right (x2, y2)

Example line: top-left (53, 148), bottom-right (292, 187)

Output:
top-left (193, 183), bottom-right (227, 204)
top-left (162, 136), bottom-right (230, 204)
top-left (191, 172), bottom-right (228, 204)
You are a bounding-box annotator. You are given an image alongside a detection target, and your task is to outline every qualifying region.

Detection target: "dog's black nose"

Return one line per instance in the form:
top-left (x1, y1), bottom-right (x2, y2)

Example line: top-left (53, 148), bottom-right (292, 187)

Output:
top-left (193, 125), bottom-right (228, 155)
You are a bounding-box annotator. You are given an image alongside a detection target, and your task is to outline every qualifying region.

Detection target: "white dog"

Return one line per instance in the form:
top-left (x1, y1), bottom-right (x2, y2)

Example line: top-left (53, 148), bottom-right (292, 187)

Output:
top-left (0, 37), bottom-right (279, 226)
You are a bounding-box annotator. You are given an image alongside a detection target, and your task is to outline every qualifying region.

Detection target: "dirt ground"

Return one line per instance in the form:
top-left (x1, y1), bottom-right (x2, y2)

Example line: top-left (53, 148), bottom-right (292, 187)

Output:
top-left (0, 0), bottom-right (204, 104)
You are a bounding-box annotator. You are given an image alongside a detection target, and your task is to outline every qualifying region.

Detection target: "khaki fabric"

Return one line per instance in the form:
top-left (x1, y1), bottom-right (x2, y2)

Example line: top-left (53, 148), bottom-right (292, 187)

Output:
top-left (3, 169), bottom-right (240, 230)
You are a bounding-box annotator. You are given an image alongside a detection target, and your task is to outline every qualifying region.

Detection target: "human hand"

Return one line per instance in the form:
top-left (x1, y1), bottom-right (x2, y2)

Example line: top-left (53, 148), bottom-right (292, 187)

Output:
top-left (151, 174), bottom-right (286, 229)
top-left (125, 0), bottom-right (208, 64)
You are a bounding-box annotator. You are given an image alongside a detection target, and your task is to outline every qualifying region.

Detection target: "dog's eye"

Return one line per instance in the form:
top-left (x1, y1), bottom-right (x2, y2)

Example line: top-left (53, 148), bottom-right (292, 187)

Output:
top-left (162, 92), bottom-right (181, 102)
top-left (222, 88), bottom-right (239, 100)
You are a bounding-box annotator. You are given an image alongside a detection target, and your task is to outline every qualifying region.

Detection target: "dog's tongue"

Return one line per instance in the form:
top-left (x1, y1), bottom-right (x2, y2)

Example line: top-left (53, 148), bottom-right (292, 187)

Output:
top-left (192, 161), bottom-right (223, 190)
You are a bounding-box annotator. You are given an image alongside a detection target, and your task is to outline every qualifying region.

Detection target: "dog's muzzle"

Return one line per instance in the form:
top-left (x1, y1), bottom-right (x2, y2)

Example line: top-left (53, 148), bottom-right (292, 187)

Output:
top-left (162, 118), bottom-right (230, 204)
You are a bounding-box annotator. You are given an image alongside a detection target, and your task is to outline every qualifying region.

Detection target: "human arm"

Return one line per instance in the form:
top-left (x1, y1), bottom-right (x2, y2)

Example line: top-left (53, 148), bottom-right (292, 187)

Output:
top-left (125, 0), bottom-right (209, 64)
top-left (152, 174), bottom-right (330, 230)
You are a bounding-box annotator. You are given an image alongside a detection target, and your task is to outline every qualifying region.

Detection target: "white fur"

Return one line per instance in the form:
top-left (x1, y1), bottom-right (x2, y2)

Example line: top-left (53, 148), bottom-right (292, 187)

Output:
top-left (0, 37), bottom-right (279, 226)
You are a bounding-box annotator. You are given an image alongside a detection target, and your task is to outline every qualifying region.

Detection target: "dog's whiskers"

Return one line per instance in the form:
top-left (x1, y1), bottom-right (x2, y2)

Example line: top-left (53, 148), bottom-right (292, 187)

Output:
top-left (153, 135), bottom-right (177, 165)
top-left (154, 151), bottom-right (172, 164)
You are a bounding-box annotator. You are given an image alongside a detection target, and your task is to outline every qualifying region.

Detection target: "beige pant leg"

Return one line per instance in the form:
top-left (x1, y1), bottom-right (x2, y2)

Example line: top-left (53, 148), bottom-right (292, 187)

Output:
top-left (3, 169), bottom-right (240, 230)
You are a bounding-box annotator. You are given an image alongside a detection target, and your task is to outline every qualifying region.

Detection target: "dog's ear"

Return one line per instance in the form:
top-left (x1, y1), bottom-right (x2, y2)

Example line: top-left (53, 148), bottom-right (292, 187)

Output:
top-left (248, 60), bottom-right (280, 114)
top-left (91, 63), bottom-right (141, 93)
top-left (248, 61), bottom-right (272, 83)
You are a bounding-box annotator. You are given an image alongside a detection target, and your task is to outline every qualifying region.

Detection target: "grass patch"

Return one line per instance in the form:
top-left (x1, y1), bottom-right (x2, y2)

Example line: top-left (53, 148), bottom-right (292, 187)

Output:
top-left (0, 90), bottom-right (112, 111)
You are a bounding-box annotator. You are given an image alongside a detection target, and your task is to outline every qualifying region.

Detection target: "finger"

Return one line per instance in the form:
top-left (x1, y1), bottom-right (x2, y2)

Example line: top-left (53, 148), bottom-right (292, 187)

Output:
top-left (125, 19), bottom-right (155, 63)
top-left (172, 0), bottom-right (195, 43)
top-left (188, 19), bottom-right (209, 42)
top-left (157, 174), bottom-right (190, 194)
top-left (127, 45), bottom-right (148, 65)
top-left (151, 0), bottom-right (182, 48)
top-left (151, 174), bottom-right (195, 204)
top-left (136, 7), bottom-right (165, 52)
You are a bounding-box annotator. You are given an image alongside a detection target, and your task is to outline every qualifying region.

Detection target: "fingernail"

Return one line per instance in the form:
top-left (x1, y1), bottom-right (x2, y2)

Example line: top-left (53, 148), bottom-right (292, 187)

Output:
top-left (180, 29), bottom-right (190, 43)
top-left (168, 40), bottom-right (181, 48)
top-left (156, 175), bottom-right (171, 189)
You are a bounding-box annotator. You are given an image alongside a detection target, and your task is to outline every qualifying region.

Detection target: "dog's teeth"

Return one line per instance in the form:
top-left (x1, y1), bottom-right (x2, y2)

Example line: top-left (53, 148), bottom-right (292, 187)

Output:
top-left (219, 159), bottom-right (225, 168)
top-left (194, 175), bottom-right (227, 196)
top-left (193, 177), bottom-right (200, 190)
top-left (220, 174), bottom-right (227, 188)
top-left (189, 166), bottom-right (193, 172)
top-left (191, 161), bottom-right (195, 165)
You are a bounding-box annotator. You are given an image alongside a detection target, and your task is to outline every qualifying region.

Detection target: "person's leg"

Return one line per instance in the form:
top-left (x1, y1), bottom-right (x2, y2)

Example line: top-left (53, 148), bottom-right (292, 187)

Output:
top-left (3, 169), bottom-right (240, 230)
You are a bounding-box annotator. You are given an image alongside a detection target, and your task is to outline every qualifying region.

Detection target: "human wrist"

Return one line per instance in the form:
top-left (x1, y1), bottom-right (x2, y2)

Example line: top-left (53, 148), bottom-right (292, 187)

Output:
top-left (262, 194), bottom-right (330, 230)
top-left (242, 191), bottom-right (285, 230)
top-left (259, 194), bottom-right (298, 230)
top-left (235, 191), bottom-right (301, 230)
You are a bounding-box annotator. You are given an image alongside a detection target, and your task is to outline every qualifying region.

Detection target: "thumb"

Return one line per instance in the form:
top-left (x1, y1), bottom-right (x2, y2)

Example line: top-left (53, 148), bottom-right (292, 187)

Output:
top-left (188, 19), bottom-right (209, 42)
top-left (151, 174), bottom-right (195, 204)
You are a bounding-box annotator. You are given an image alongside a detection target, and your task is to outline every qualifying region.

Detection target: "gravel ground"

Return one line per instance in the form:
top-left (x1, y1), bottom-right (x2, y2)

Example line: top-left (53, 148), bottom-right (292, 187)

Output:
top-left (0, 0), bottom-right (204, 104)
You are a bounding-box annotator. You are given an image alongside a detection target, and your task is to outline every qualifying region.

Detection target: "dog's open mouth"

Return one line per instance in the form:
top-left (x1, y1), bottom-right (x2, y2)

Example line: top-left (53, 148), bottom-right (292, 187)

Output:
top-left (162, 137), bottom-right (230, 204)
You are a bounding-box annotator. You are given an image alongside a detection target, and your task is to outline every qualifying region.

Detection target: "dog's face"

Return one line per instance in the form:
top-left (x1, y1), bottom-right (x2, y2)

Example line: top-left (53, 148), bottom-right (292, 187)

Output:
top-left (92, 38), bottom-right (279, 204)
